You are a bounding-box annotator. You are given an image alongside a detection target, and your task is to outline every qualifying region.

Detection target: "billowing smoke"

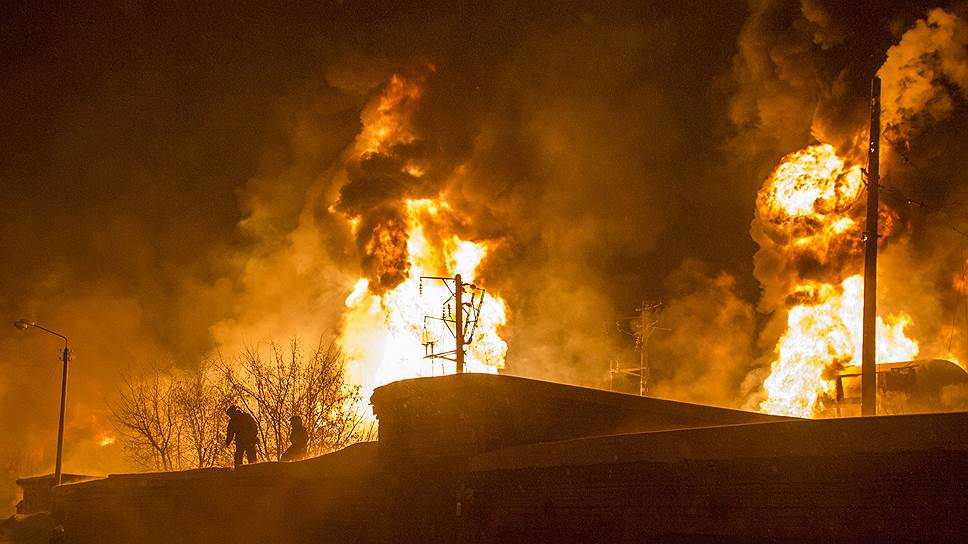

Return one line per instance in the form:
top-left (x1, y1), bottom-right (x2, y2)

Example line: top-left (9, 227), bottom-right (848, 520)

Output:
top-left (648, 260), bottom-right (758, 408)
top-left (336, 69), bottom-right (439, 292)
top-left (880, 8), bottom-right (968, 142)
top-left (738, 3), bottom-right (968, 414)
top-left (874, 6), bottom-right (968, 375)
top-left (3, 0), bottom-right (968, 513)
top-left (213, 6), bottom-right (758, 391)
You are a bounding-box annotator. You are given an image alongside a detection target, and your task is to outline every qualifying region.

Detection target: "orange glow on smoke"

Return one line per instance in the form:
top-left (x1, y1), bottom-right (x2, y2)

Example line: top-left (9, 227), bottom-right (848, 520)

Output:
top-left (357, 74), bottom-right (424, 156)
top-left (953, 264), bottom-right (968, 295)
top-left (757, 145), bottom-right (919, 417)
top-left (338, 73), bottom-right (509, 407)
top-left (341, 200), bottom-right (509, 402)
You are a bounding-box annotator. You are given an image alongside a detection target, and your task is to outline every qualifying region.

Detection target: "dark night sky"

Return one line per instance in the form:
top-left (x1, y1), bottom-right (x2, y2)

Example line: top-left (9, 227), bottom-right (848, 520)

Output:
top-left (0, 1), bottom-right (759, 375)
top-left (2, 0), bottom-right (967, 510)
top-left (0, 1), bottom-right (753, 310)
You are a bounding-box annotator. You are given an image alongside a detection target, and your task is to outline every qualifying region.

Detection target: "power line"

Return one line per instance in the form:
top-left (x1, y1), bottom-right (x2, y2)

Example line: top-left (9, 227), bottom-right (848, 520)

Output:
top-left (883, 137), bottom-right (968, 361)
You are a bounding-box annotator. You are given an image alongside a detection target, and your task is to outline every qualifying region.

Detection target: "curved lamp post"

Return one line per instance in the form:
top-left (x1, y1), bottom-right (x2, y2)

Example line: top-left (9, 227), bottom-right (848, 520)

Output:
top-left (14, 319), bottom-right (70, 486)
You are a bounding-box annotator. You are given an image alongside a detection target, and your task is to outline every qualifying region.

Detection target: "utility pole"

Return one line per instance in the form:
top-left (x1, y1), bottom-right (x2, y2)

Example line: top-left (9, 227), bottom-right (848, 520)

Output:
top-left (420, 273), bottom-right (487, 374)
top-left (637, 307), bottom-right (650, 396)
top-left (55, 345), bottom-right (69, 484)
top-left (454, 274), bottom-right (464, 374)
top-left (862, 76), bottom-right (881, 417)
top-left (609, 303), bottom-right (665, 396)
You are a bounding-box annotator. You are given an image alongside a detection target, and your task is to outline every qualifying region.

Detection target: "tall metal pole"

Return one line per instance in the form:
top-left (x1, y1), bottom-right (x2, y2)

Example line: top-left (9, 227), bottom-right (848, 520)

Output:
top-left (13, 320), bottom-right (70, 485)
top-left (55, 344), bottom-right (69, 485)
top-left (454, 274), bottom-right (464, 374)
top-left (862, 76), bottom-right (881, 416)
top-left (639, 308), bottom-right (649, 396)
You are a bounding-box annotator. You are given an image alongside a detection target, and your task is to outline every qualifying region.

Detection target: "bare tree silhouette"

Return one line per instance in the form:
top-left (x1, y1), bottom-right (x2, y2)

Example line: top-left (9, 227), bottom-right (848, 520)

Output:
top-left (111, 370), bottom-right (181, 471)
top-left (111, 339), bottom-right (373, 470)
top-left (219, 339), bottom-right (374, 461)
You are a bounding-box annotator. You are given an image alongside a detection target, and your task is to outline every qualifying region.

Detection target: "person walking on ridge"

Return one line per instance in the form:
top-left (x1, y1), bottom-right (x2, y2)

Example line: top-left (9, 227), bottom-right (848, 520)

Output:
top-left (225, 405), bottom-right (258, 467)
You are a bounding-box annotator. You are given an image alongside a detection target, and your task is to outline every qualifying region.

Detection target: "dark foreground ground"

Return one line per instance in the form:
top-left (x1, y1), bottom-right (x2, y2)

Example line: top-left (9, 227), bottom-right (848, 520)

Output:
top-left (11, 375), bottom-right (968, 542)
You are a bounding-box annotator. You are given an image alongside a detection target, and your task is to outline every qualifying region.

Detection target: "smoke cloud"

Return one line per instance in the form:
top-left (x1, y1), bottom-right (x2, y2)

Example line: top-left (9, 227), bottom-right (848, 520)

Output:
top-left (879, 8), bottom-right (968, 142)
top-left (3, 0), bottom-right (968, 512)
top-left (737, 2), bottom-right (968, 411)
top-left (649, 260), bottom-right (758, 408)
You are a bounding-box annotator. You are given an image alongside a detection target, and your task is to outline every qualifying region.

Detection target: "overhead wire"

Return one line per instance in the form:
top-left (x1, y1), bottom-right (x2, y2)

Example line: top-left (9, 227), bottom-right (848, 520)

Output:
top-left (879, 135), bottom-right (968, 237)
top-left (882, 137), bottom-right (968, 361)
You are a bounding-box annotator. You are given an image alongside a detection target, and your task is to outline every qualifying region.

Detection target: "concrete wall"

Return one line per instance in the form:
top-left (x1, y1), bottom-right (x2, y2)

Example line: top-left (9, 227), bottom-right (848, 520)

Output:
top-left (15, 475), bottom-right (94, 516)
top-left (465, 448), bottom-right (968, 542)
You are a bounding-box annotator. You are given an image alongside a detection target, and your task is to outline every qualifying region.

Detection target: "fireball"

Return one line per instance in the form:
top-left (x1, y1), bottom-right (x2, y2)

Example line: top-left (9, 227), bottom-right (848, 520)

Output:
top-left (755, 145), bottom-right (919, 417)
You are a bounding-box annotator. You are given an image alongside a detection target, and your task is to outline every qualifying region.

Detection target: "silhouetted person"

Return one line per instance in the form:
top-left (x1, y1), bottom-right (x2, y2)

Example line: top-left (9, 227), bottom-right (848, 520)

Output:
top-left (281, 415), bottom-right (308, 462)
top-left (225, 405), bottom-right (258, 467)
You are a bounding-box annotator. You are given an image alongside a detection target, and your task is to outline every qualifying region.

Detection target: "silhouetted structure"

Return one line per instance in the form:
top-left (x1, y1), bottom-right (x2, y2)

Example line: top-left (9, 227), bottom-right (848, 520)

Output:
top-left (833, 359), bottom-right (968, 416)
top-left (14, 474), bottom-right (94, 515)
top-left (40, 375), bottom-right (968, 542)
top-left (862, 76), bottom-right (882, 416)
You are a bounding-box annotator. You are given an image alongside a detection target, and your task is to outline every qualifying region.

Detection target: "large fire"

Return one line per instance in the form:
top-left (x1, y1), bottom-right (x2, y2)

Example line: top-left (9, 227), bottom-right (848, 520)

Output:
top-left (338, 75), bottom-right (919, 421)
top-left (755, 144), bottom-right (866, 271)
top-left (341, 200), bottom-right (508, 401)
top-left (337, 72), bottom-right (508, 403)
top-left (756, 145), bottom-right (919, 417)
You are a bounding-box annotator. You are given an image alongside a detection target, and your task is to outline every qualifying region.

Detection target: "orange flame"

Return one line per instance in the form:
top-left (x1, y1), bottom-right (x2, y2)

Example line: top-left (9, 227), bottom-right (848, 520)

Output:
top-left (338, 73), bottom-right (509, 406)
top-left (357, 74), bottom-right (424, 156)
top-left (341, 200), bottom-right (508, 402)
top-left (760, 276), bottom-right (918, 417)
top-left (755, 144), bottom-right (865, 267)
top-left (756, 144), bottom-right (919, 417)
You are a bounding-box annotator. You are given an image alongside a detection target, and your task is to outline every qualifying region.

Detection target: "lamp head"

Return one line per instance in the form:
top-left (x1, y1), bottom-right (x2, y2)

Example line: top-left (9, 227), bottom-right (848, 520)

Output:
top-left (13, 319), bottom-right (34, 330)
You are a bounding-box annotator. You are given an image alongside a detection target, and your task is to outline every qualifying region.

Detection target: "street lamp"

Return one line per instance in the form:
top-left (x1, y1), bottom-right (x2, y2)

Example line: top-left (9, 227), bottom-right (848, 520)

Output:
top-left (13, 319), bottom-right (71, 486)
